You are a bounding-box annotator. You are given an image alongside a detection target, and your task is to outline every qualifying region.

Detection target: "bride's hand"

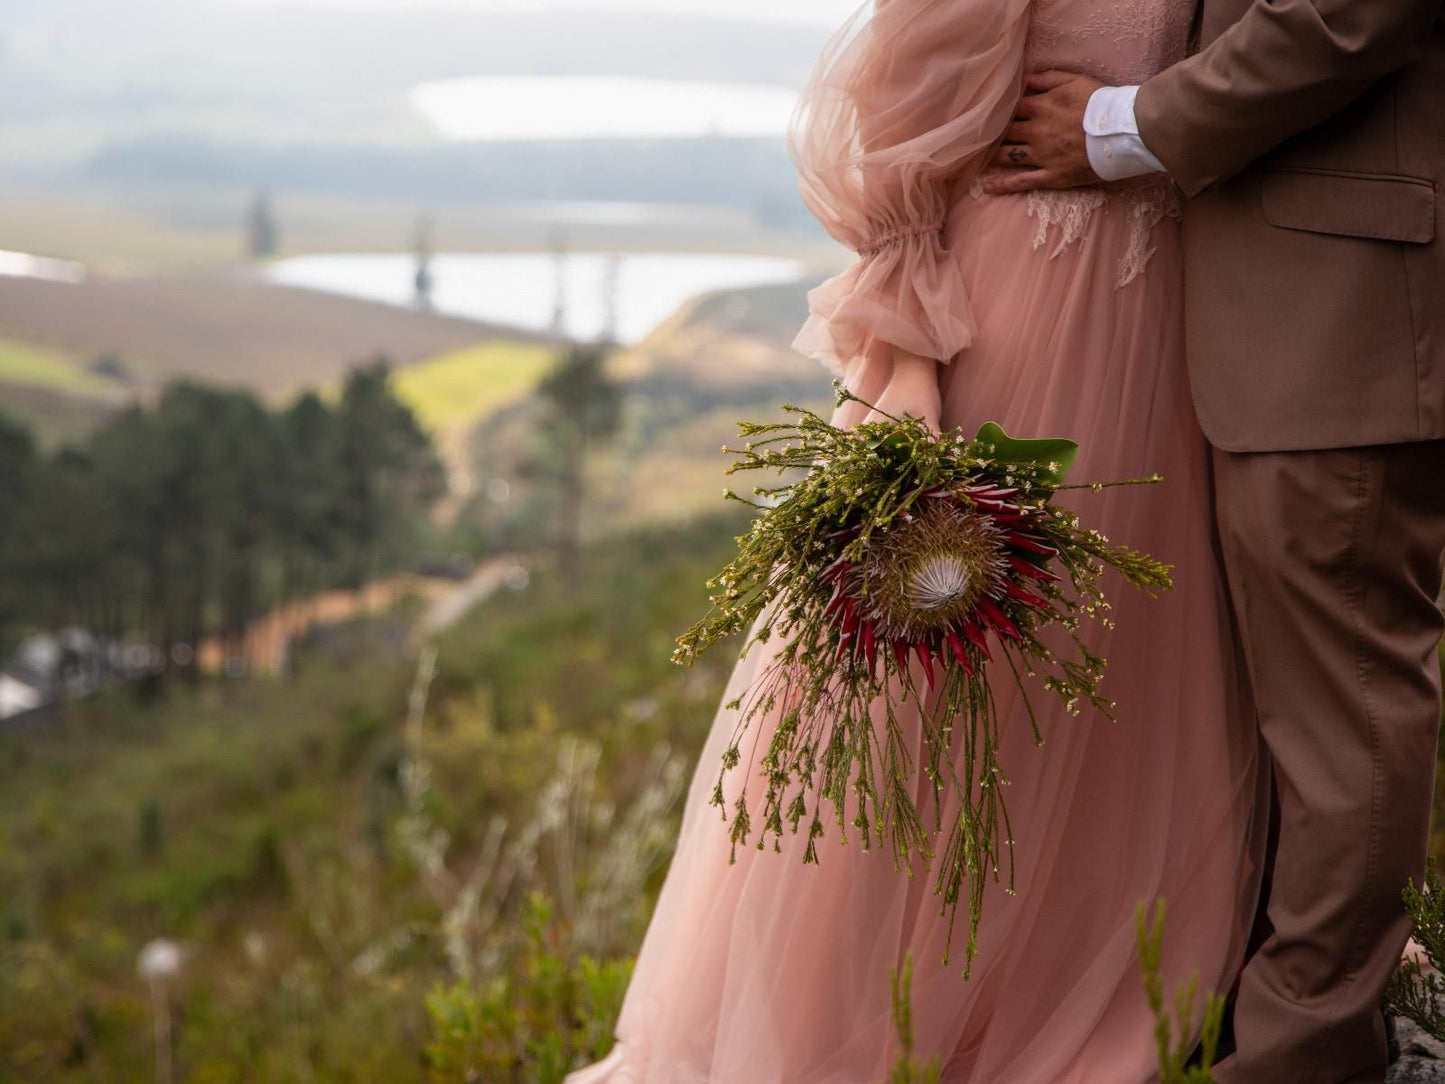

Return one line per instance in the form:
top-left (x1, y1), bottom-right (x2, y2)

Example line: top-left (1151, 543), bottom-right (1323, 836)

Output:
top-left (863, 346), bottom-right (943, 436)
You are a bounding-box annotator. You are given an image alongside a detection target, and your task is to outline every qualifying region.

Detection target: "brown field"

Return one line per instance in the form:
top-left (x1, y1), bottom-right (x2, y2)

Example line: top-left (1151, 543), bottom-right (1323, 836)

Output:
top-left (0, 273), bottom-right (558, 400)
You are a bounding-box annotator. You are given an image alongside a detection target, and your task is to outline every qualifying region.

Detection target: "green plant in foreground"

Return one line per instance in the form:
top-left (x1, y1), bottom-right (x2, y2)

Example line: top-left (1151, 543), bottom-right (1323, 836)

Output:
top-left (424, 892), bottom-right (634, 1084)
top-left (1385, 859), bottom-right (1445, 1041)
top-left (884, 953), bottom-right (942, 1084)
top-left (1137, 899), bottom-right (1223, 1084)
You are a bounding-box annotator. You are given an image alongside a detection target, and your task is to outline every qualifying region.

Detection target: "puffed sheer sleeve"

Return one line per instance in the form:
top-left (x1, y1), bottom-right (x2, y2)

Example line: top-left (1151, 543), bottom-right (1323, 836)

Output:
top-left (787, 0), bottom-right (1033, 376)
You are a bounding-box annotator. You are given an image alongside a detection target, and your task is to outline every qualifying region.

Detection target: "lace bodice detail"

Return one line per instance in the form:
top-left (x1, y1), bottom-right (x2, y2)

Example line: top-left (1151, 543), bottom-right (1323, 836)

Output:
top-left (969, 170), bottom-right (1183, 287)
top-left (973, 0), bottom-right (1195, 285)
top-left (1026, 0), bottom-right (1194, 86)
top-left (787, 0), bottom-right (1193, 376)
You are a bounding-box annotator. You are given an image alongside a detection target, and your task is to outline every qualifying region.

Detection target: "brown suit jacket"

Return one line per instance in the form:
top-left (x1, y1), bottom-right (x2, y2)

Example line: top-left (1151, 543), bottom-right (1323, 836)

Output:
top-left (1135, 0), bottom-right (1445, 452)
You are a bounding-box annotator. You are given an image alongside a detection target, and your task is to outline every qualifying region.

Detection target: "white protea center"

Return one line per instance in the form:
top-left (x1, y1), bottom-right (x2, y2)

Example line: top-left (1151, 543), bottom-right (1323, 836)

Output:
top-left (855, 495), bottom-right (1011, 640)
top-left (906, 554), bottom-right (975, 611)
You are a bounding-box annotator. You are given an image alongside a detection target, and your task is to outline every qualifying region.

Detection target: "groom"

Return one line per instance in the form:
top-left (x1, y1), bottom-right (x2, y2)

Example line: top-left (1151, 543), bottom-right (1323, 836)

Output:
top-left (982, 2), bottom-right (1445, 1081)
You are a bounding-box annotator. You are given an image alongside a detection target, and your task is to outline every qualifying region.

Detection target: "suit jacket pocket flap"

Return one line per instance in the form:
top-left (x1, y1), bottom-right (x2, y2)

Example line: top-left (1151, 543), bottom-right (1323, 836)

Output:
top-left (1261, 168), bottom-right (1436, 244)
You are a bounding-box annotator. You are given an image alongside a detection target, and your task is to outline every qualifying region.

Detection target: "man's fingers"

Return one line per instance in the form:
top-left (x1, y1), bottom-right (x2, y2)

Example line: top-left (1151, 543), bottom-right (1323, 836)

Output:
top-left (1004, 119), bottom-right (1034, 144)
top-left (991, 144), bottom-right (1031, 168)
top-left (980, 169), bottom-right (1062, 196)
top-left (1025, 70), bottom-right (1076, 93)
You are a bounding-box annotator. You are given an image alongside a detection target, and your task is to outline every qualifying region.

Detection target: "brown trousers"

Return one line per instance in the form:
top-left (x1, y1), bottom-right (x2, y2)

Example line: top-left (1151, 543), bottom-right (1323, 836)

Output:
top-left (1210, 440), bottom-right (1445, 1084)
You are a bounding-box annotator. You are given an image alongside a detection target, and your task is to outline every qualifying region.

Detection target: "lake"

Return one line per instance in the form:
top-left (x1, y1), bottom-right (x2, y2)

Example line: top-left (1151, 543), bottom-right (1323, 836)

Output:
top-left (261, 250), bottom-right (808, 343)
top-left (0, 249), bottom-right (86, 284)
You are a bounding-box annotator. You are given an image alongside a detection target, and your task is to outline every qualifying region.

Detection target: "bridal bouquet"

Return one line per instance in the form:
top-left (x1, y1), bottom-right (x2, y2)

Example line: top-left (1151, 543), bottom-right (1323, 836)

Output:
top-left (673, 380), bottom-right (1174, 977)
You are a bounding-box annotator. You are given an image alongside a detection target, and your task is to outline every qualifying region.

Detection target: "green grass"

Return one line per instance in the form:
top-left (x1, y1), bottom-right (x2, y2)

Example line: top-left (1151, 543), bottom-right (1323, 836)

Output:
top-left (0, 508), bottom-right (751, 1081)
top-left (393, 341), bottom-right (558, 437)
top-left (0, 338), bottom-right (123, 401)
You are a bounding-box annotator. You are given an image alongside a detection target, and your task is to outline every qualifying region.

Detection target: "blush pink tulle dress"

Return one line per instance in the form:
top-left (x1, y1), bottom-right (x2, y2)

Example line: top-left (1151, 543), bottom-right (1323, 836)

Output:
top-left (567, 0), bottom-right (1270, 1080)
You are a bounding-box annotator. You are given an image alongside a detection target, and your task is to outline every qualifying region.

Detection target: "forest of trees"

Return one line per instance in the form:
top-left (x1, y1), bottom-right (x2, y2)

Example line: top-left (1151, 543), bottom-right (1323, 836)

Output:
top-left (0, 361), bottom-right (445, 671)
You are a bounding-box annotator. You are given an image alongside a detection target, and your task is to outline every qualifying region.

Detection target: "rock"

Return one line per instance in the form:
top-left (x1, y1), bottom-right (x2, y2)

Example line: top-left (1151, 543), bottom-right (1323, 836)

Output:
top-left (1398, 1017), bottom-right (1445, 1060)
top-left (1389, 1058), bottom-right (1445, 1083)
top-left (1389, 1017), bottom-right (1445, 1083)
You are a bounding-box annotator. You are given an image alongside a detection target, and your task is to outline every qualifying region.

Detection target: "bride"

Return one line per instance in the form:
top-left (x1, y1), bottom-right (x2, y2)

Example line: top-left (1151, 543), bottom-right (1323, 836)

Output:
top-left (568, 0), bottom-right (1268, 1079)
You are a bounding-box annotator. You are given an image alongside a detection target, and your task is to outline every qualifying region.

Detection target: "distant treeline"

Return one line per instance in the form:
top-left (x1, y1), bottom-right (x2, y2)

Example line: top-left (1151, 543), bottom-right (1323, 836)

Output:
top-left (0, 362), bottom-right (444, 667)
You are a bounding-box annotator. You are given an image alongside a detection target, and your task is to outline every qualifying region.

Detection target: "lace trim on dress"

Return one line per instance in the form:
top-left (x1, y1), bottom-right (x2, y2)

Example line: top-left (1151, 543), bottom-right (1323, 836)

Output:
top-left (972, 172), bottom-right (1181, 287)
top-left (1116, 179), bottom-right (1182, 287)
top-left (1026, 188), bottom-right (1108, 259)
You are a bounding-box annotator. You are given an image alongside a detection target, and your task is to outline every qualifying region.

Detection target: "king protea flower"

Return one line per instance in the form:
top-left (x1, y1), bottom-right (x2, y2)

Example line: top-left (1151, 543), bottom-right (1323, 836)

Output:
top-left (821, 482), bottom-right (1062, 686)
top-left (673, 382), bottom-right (1173, 978)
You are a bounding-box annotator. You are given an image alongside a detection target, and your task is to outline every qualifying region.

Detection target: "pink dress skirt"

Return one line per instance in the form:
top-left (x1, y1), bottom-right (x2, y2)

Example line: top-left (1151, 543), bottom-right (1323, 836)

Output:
top-left (568, 0), bottom-right (1268, 1078)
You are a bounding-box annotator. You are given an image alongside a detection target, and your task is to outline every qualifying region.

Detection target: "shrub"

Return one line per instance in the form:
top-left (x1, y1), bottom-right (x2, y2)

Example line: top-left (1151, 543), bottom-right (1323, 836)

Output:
top-left (425, 892), bottom-right (632, 1084)
top-left (1385, 859), bottom-right (1445, 1041)
top-left (1137, 899), bottom-right (1224, 1084)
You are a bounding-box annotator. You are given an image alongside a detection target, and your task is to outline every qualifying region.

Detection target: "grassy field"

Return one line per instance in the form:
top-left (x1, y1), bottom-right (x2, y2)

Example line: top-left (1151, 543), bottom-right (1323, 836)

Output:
top-left (0, 338), bottom-right (125, 401)
top-left (393, 341), bottom-right (558, 439)
top-left (0, 338), bottom-right (128, 448)
top-left (0, 509), bottom-right (749, 1081)
top-left (0, 274), bottom-right (552, 402)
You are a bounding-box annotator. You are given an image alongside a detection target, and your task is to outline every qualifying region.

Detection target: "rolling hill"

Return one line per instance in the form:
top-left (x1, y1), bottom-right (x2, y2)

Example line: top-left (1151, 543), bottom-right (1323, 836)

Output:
top-left (0, 273), bottom-right (555, 402)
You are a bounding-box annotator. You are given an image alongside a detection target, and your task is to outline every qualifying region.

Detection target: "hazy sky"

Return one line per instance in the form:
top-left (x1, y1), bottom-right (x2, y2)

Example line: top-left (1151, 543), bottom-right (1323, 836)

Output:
top-left (235, 0), bottom-right (861, 25)
top-left (231, 0), bottom-right (849, 24)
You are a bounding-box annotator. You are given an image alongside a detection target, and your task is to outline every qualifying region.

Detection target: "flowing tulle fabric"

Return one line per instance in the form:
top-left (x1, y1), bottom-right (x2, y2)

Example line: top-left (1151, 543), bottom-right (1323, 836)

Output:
top-left (788, 0), bottom-right (1029, 373)
top-left (567, 0), bottom-right (1269, 1080)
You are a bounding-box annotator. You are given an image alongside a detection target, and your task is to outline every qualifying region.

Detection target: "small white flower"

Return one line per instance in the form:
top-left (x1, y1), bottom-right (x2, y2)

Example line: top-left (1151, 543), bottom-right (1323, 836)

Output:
top-left (137, 939), bottom-right (184, 983)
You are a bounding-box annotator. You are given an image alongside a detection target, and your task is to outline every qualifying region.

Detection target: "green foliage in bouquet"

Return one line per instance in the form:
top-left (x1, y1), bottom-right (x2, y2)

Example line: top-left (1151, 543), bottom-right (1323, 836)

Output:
top-left (673, 381), bottom-right (1174, 977)
top-left (1384, 859), bottom-right (1445, 1042)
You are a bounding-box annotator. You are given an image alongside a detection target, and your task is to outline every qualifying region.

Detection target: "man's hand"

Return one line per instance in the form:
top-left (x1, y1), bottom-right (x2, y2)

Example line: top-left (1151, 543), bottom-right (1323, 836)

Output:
top-left (980, 71), bottom-right (1104, 196)
top-left (864, 347), bottom-right (942, 436)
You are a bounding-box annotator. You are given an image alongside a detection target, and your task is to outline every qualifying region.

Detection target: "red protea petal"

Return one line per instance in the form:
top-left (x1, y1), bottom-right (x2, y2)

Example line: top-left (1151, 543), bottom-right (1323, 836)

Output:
top-left (971, 488), bottom-right (1017, 505)
top-left (1007, 533), bottom-right (1059, 557)
top-left (978, 597), bottom-right (1022, 642)
top-left (824, 584), bottom-right (847, 621)
top-left (945, 629), bottom-right (975, 676)
top-left (841, 598), bottom-right (860, 636)
top-left (962, 618), bottom-right (993, 661)
top-left (972, 497), bottom-right (1027, 517)
top-left (1009, 555), bottom-right (1060, 582)
top-left (913, 639), bottom-right (936, 689)
top-left (1004, 582), bottom-right (1048, 609)
top-left (892, 638), bottom-right (910, 675)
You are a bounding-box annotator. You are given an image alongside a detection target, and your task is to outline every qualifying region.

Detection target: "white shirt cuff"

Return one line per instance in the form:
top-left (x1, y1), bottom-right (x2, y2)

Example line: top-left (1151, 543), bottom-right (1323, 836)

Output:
top-left (1083, 84), bottom-right (1168, 183)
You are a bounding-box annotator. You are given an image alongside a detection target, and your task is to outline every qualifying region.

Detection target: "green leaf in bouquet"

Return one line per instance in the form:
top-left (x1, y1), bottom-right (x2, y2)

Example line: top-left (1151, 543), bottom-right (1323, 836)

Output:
top-left (872, 428), bottom-right (916, 468)
top-left (973, 422), bottom-right (1079, 487)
